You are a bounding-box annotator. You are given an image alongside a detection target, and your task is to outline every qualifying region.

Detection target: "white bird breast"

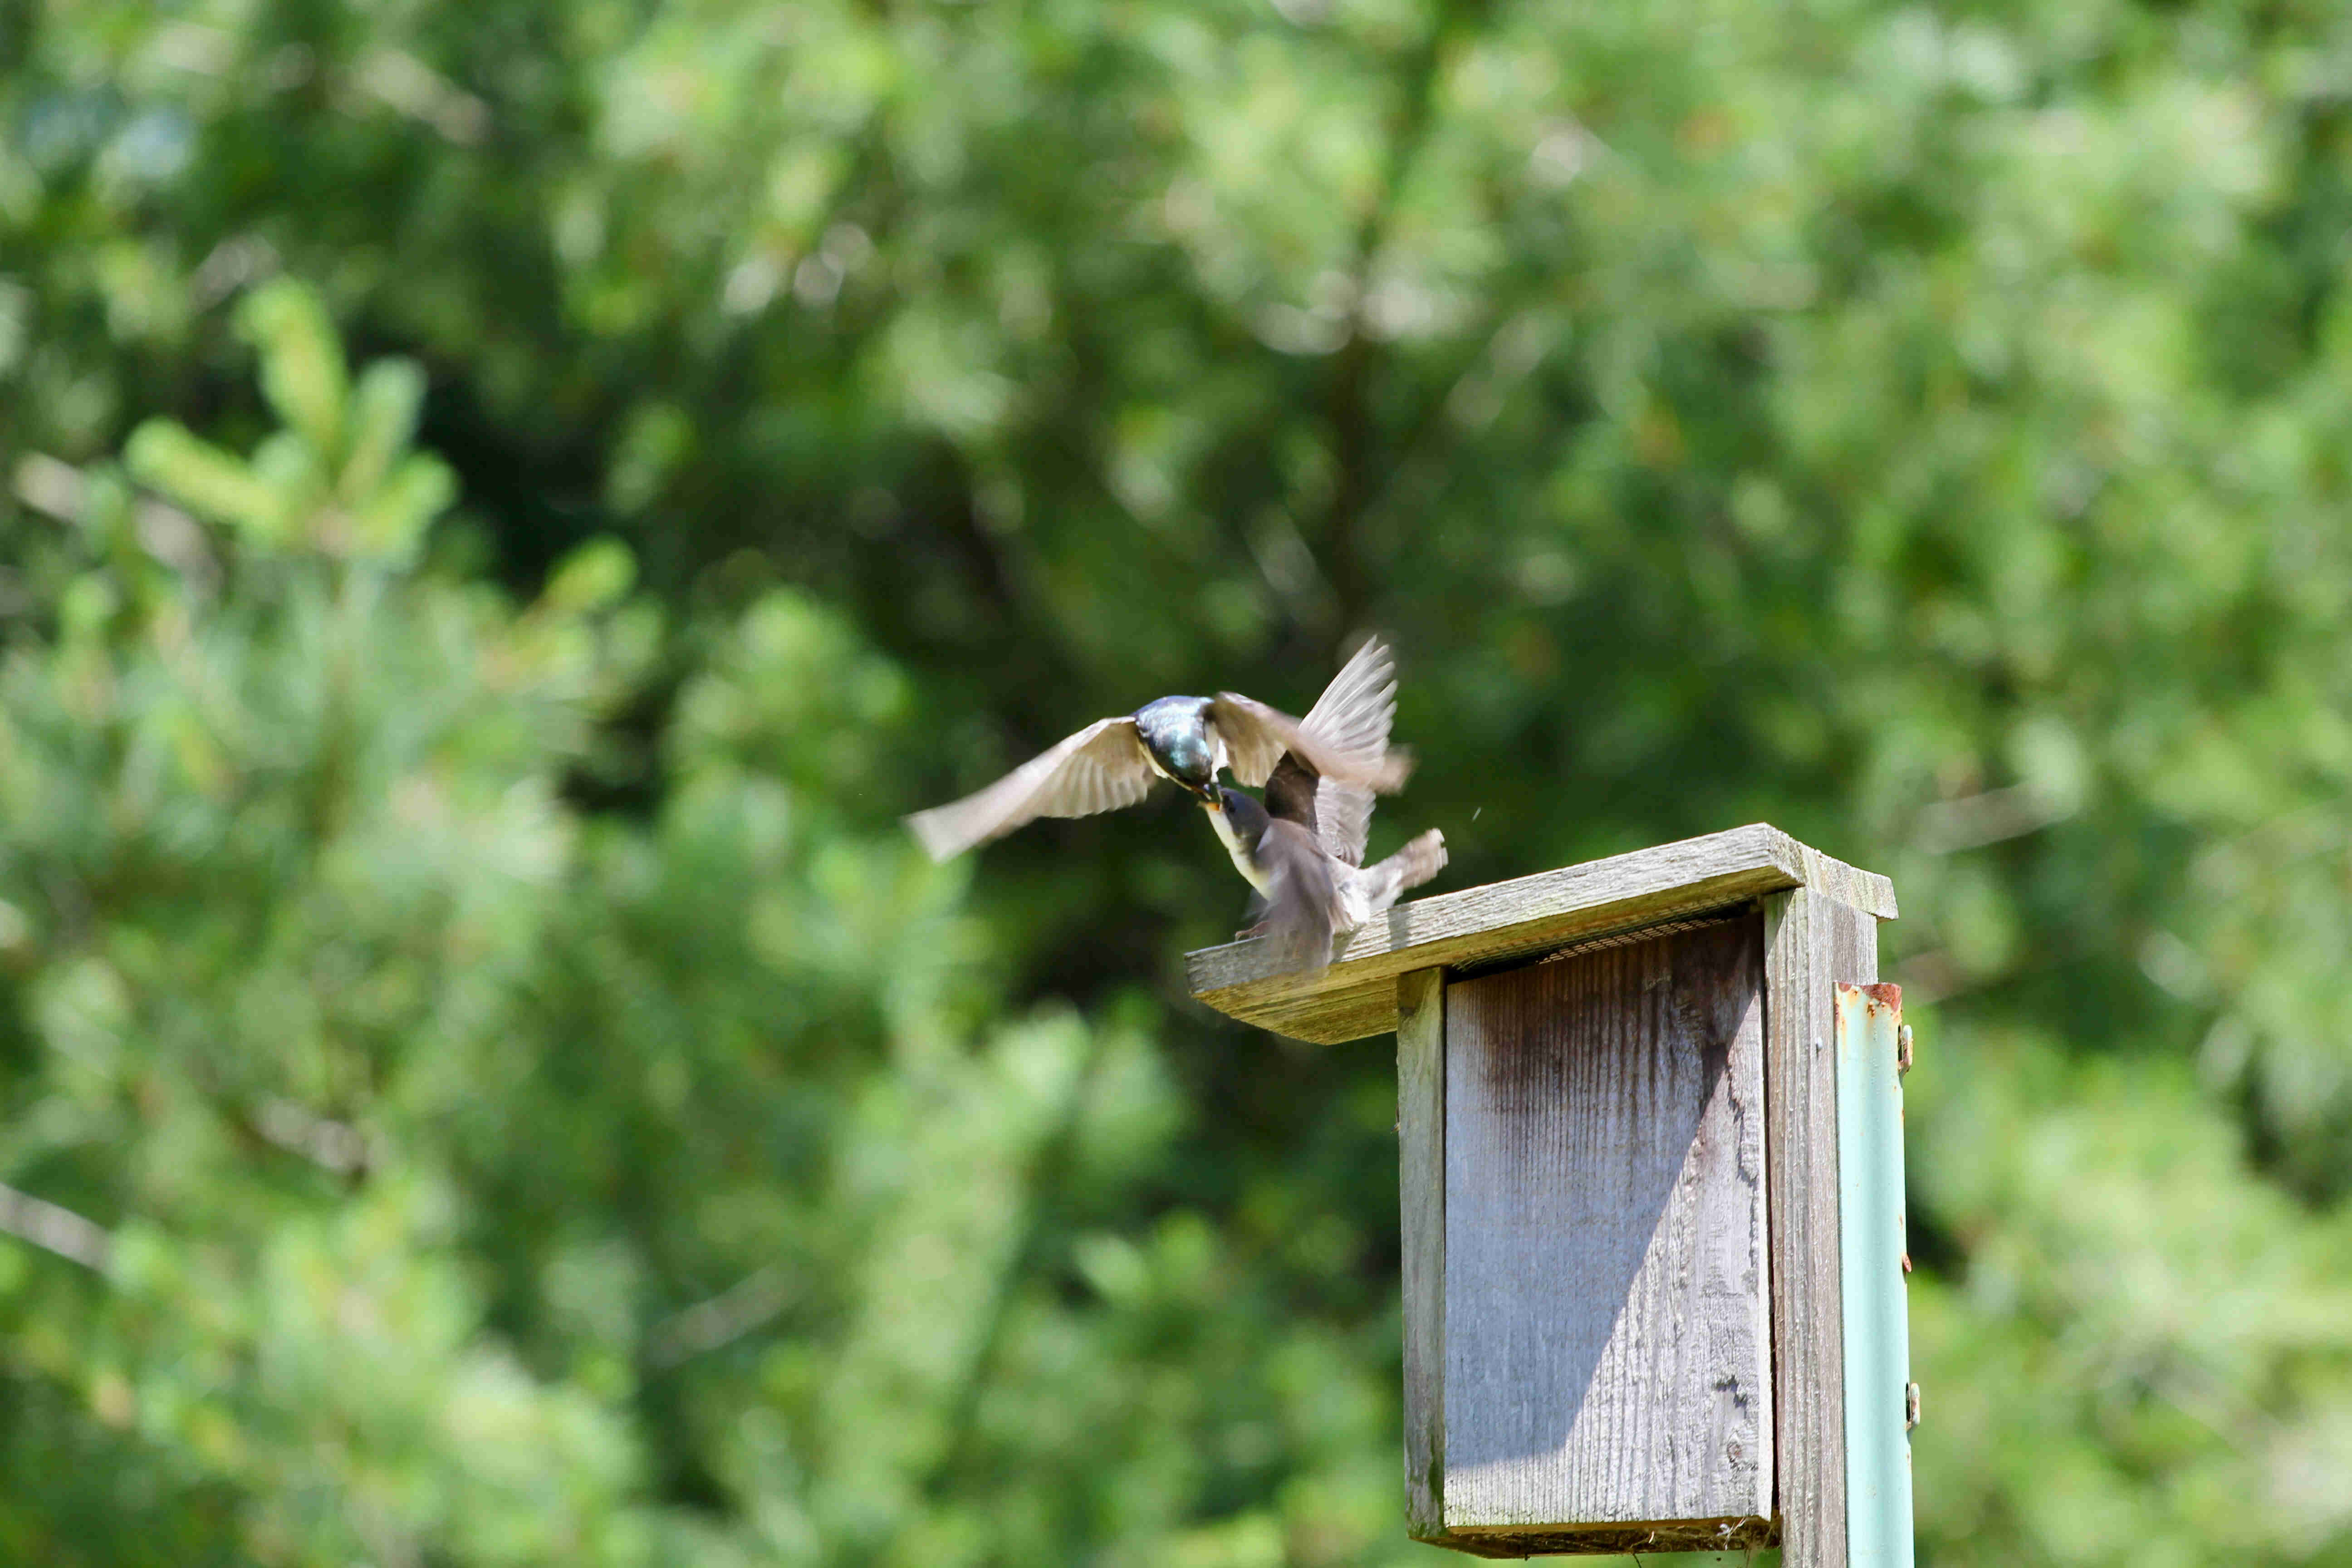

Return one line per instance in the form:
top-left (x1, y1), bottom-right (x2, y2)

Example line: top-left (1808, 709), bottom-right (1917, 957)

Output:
top-left (1204, 803), bottom-right (1274, 895)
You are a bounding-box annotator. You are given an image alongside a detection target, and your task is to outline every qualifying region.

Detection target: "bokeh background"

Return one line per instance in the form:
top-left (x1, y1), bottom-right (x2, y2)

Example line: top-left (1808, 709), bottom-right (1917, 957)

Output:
top-left (5, 0), bottom-right (2352, 1563)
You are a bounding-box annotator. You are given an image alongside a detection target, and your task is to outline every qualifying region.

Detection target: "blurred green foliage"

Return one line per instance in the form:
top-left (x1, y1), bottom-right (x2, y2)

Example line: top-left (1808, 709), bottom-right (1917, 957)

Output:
top-left (5, 0), bottom-right (2352, 1563)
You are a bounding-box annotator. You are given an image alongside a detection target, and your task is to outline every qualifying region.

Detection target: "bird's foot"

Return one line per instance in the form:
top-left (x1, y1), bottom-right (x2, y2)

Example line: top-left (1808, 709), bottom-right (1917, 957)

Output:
top-left (1235, 920), bottom-right (1271, 941)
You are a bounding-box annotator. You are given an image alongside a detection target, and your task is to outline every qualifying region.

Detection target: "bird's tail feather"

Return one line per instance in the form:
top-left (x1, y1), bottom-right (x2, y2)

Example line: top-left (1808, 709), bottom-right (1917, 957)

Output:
top-left (1359, 828), bottom-right (1448, 914)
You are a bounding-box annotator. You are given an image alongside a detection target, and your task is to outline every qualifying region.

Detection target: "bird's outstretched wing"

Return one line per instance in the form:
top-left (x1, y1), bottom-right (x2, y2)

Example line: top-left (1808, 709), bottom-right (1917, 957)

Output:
top-left (1265, 751), bottom-right (1378, 870)
top-left (1263, 753), bottom-right (1322, 840)
top-left (1298, 635), bottom-right (1397, 763)
top-left (1210, 637), bottom-right (1412, 796)
top-left (1257, 637), bottom-right (1402, 866)
top-left (1313, 776), bottom-right (1375, 868)
top-left (904, 717), bottom-right (1155, 862)
top-left (1303, 635), bottom-right (1404, 864)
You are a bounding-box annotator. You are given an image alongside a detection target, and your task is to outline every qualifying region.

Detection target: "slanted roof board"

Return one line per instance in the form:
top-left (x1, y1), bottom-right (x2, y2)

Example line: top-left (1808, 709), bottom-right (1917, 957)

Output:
top-left (1183, 822), bottom-right (1895, 1044)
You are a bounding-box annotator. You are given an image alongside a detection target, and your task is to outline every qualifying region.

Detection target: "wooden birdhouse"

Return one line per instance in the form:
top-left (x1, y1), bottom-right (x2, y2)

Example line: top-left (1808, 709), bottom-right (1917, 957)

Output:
top-left (1186, 824), bottom-right (1916, 1566)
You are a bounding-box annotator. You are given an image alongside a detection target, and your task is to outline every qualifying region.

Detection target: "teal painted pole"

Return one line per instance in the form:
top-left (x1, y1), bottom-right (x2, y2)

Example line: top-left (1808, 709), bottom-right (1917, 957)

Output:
top-left (1836, 984), bottom-right (1916, 1568)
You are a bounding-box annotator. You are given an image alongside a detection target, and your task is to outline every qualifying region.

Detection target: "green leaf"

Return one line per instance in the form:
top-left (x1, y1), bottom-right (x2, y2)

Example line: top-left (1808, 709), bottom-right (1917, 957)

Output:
top-left (542, 538), bottom-right (637, 615)
top-left (352, 453), bottom-right (457, 564)
top-left (342, 358), bottom-right (429, 506)
top-left (124, 421), bottom-right (274, 534)
top-left (237, 279), bottom-right (349, 459)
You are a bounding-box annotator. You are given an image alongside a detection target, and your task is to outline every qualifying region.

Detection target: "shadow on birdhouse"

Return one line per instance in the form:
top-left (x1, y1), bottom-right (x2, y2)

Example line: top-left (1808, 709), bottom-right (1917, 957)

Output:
top-left (1187, 824), bottom-right (1916, 1566)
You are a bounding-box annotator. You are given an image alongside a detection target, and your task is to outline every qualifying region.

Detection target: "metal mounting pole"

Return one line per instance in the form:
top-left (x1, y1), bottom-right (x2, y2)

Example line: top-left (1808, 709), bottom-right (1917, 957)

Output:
top-left (1835, 984), bottom-right (1916, 1568)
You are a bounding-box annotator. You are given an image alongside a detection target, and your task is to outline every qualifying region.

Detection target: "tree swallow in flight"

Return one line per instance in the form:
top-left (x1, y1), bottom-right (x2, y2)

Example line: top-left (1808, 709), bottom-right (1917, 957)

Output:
top-left (904, 641), bottom-right (1412, 862)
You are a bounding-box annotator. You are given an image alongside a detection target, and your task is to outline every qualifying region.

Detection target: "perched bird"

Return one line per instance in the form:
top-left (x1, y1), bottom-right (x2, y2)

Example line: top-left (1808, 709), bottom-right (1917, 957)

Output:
top-left (1200, 647), bottom-right (1447, 972)
top-left (1203, 763), bottom-right (1447, 973)
top-left (904, 640), bottom-right (1411, 863)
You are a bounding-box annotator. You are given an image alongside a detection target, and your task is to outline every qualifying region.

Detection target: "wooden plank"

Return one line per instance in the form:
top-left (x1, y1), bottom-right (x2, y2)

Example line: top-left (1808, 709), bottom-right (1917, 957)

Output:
top-left (1398, 968), bottom-right (1448, 1540)
top-left (1438, 918), bottom-right (1774, 1539)
top-left (1785, 840), bottom-right (1900, 923)
top-left (1763, 890), bottom-right (1878, 1568)
top-left (1835, 984), bottom-right (1916, 1568)
top-left (1187, 823), bottom-right (1894, 1045)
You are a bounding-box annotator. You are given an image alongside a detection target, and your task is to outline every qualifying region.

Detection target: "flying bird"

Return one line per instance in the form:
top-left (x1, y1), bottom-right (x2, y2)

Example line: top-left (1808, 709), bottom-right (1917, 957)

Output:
top-left (1200, 652), bottom-right (1447, 973)
top-left (904, 639), bottom-right (1412, 863)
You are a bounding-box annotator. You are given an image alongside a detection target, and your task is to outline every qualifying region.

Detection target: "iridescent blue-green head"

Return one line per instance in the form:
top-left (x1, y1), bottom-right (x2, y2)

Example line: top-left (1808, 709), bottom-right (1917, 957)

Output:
top-left (1132, 695), bottom-right (1219, 801)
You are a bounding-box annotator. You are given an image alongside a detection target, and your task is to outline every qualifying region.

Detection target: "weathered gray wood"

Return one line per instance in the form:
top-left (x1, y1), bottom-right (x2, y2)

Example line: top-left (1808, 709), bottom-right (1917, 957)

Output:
top-left (1763, 889), bottom-right (1880, 1568)
top-left (1186, 823), bottom-right (1894, 1044)
top-left (1426, 918), bottom-right (1773, 1548)
top-left (1208, 826), bottom-right (1894, 1562)
top-left (1397, 968), bottom-right (1448, 1539)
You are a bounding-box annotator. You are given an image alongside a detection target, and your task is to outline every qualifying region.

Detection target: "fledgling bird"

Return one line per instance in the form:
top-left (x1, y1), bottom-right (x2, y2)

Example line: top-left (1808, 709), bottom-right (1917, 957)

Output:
top-left (903, 640), bottom-right (1412, 863)
top-left (1200, 648), bottom-right (1447, 972)
top-left (1203, 763), bottom-right (1447, 974)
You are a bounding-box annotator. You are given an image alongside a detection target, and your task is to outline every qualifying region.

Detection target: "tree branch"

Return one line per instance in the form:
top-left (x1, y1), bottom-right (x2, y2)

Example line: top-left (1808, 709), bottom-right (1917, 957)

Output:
top-left (646, 1265), bottom-right (795, 1367)
top-left (0, 1182), bottom-right (115, 1274)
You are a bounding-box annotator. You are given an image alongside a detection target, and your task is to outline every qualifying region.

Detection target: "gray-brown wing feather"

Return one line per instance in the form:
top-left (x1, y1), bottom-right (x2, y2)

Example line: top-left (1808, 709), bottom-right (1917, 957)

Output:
top-left (1315, 779), bottom-right (1375, 867)
top-left (903, 717), bottom-right (1154, 862)
top-left (1208, 693), bottom-right (1411, 794)
top-left (1286, 637), bottom-right (1400, 865)
top-left (1257, 819), bottom-right (1342, 974)
top-left (1264, 754), bottom-right (1321, 838)
top-left (1268, 753), bottom-right (1376, 870)
top-left (1298, 636), bottom-right (1396, 764)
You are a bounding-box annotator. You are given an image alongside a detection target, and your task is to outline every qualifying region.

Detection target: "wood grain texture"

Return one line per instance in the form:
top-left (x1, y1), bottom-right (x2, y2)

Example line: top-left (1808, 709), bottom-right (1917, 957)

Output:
top-left (1186, 823), bottom-right (1894, 1044)
top-left (1763, 890), bottom-right (1879, 1568)
top-left (1397, 968), bottom-right (1448, 1539)
top-left (1437, 919), bottom-right (1773, 1537)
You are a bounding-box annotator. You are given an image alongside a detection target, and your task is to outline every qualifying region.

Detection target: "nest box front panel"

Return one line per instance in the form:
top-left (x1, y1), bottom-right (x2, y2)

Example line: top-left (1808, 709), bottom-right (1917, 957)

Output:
top-left (1437, 915), bottom-right (1772, 1539)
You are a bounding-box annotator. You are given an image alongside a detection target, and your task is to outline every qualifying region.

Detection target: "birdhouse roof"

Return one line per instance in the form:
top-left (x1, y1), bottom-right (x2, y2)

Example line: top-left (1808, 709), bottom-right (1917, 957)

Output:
top-left (1184, 822), bottom-right (1896, 1044)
